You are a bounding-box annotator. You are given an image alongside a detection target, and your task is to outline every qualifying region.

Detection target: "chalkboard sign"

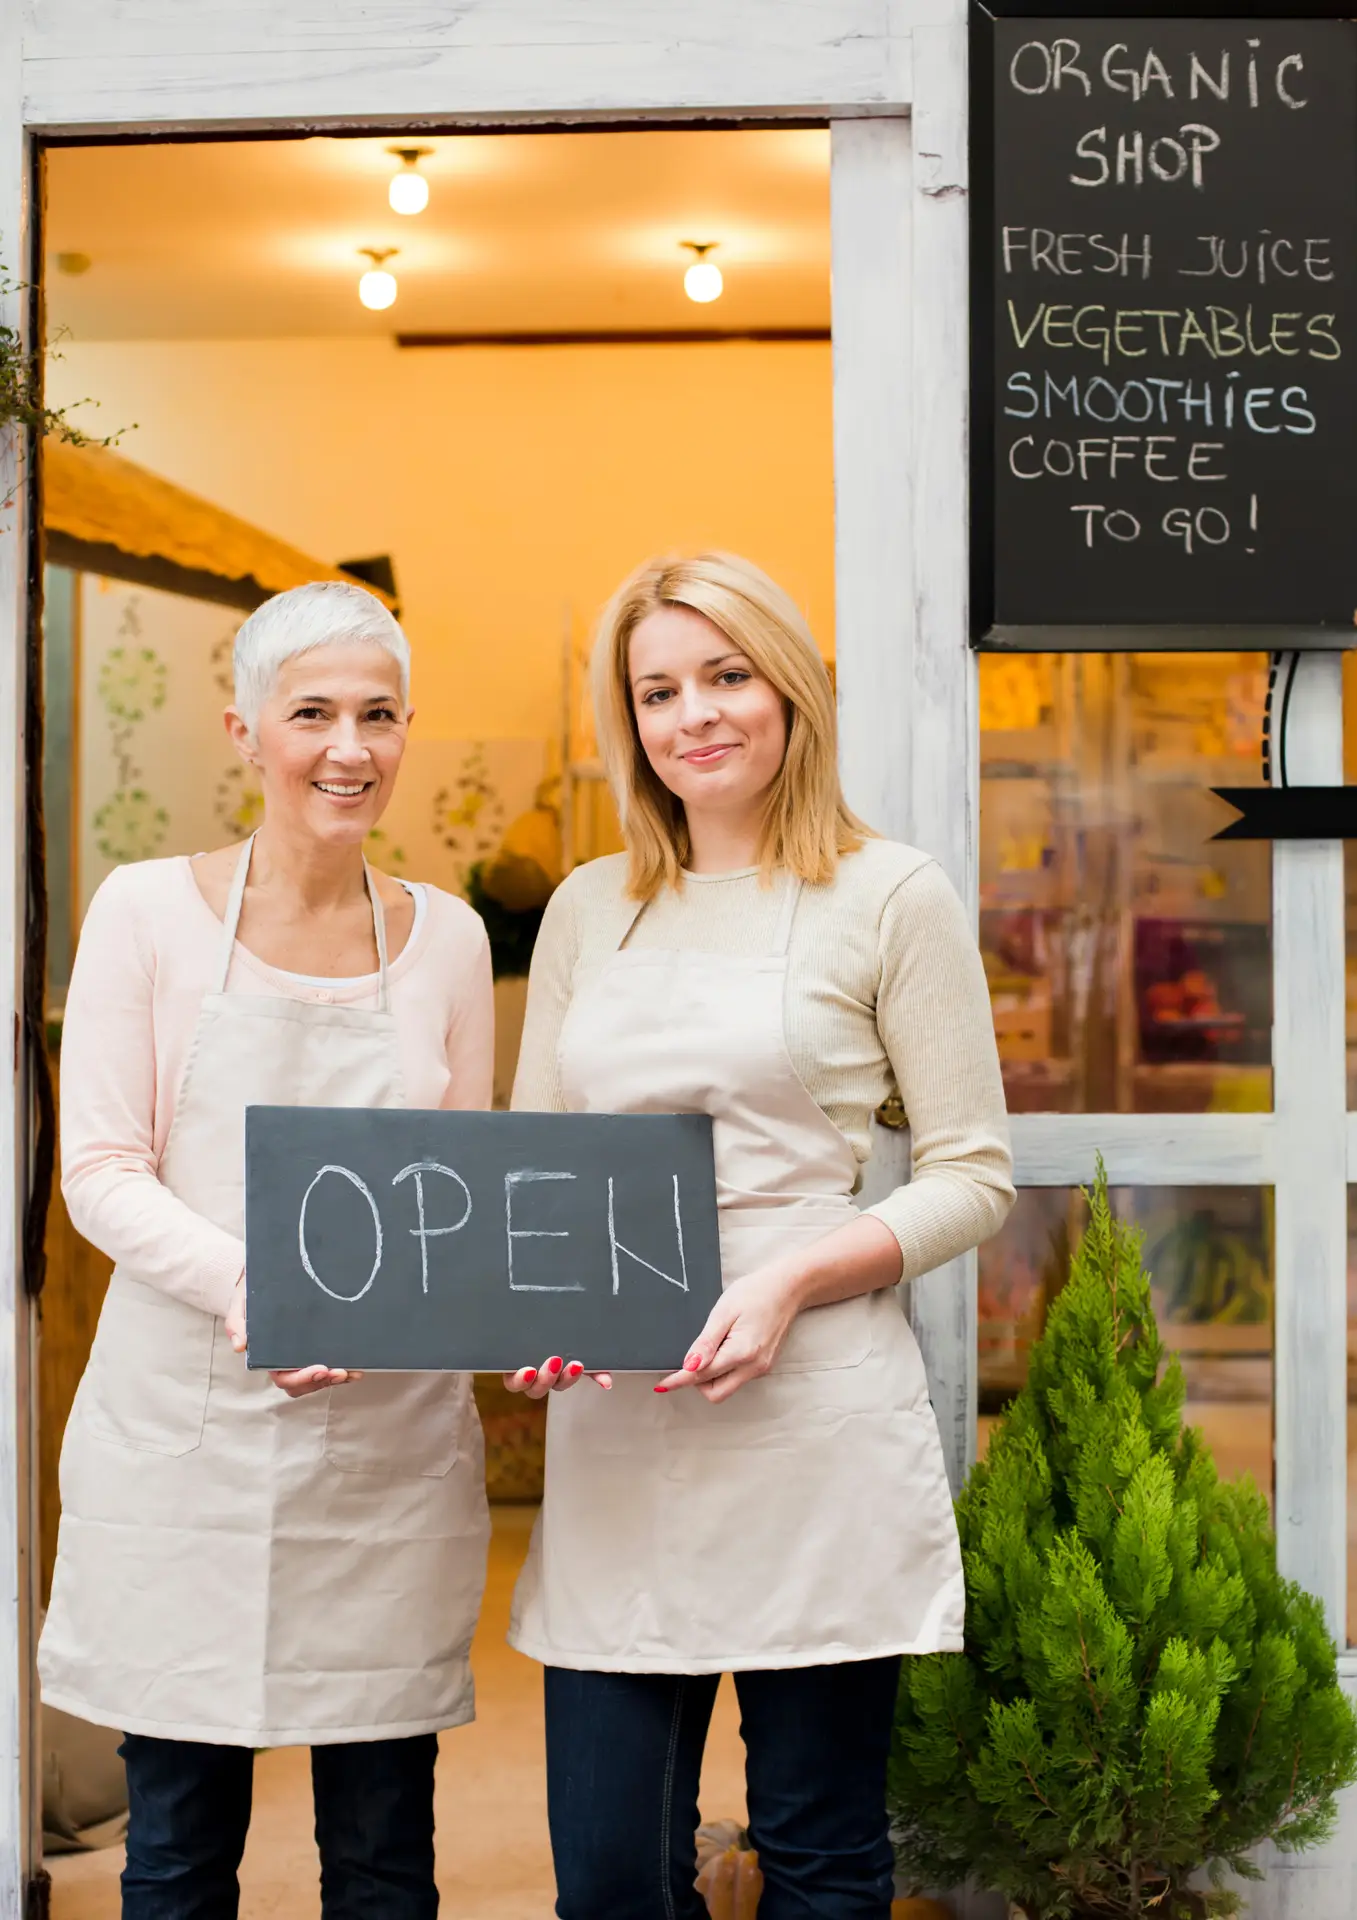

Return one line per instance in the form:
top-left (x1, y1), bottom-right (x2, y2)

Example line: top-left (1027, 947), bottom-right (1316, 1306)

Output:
top-left (975, 12), bottom-right (1357, 643)
top-left (243, 1107), bottom-right (723, 1372)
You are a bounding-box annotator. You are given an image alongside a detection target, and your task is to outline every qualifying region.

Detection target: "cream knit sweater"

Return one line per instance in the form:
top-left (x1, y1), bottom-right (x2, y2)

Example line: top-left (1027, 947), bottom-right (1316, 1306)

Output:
top-left (512, 838), bottom-right (1015, 1282)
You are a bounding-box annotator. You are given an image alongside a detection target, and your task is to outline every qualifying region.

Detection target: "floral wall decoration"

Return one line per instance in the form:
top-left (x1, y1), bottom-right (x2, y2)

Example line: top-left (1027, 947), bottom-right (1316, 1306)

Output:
top-left (208, 630), bottom-right (261, 843)
top-left (431, 742), bottom-right (505, 894)
top-left (90, 596), bottom-right (171, 865)
top-left (80, 578), bottom-right (246, 910)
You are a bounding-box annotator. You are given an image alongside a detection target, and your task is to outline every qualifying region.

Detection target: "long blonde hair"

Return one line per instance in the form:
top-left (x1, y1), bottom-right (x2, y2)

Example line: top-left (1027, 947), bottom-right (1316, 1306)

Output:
top-left (591, 551), bottom-right (871, 901)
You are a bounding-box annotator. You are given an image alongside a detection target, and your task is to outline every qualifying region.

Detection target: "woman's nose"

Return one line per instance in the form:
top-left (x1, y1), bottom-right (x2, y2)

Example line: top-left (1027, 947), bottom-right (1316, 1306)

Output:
top-left (676, 685), bottom-right (720, 729)
top-left (325, 725), bottom-right (369, 763)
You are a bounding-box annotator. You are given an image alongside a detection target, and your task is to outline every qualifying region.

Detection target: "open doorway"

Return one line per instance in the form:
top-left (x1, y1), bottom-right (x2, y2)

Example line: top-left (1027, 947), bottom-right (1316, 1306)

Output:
top-left (34, 125), bottom-right (833, 1915)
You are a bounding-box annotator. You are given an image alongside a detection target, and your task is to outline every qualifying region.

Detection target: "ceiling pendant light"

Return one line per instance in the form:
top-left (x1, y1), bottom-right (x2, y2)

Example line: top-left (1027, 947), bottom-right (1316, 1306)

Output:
top-left (358, 247), bottom-right (399, 311)
top-left (681, 240), bottom-right (723, 305)
top-left (388, 147), bottom-right (432, 216)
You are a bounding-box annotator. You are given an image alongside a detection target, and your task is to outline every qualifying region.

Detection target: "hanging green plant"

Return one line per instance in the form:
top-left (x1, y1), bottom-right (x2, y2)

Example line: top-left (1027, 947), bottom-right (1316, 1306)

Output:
top-left (1, 256), bottom-right (126, 505)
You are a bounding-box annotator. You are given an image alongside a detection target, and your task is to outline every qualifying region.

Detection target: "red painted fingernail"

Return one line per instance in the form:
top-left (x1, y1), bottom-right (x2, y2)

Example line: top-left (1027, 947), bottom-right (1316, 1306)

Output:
top-left (568, 1362), bottom-right (583, 1378)
top-left (654, 1384), bottom-right (668, 1394)
top-left (548, 1357), bottom-right (563, 1376)
top-left (523, 1368), bottom-right (538, 1384)
top-left (685, 1354), bottom-right (702, 1371)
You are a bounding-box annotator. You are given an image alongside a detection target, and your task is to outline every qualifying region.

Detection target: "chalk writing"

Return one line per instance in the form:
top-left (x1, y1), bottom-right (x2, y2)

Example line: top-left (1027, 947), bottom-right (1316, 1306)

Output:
top-left (981, 17), bottom-right (1357, 630)
top-left (291, 1159), bottom-right (699, 1304)
top-left (505, 1169), bottom-right (583, 1294)
top-left (298, 1164), bottom-right (383, 1303)
top-left (608, 1174), bottom-right (689, 1296)
top-left (393, 1161), bottom-right (472, 1294)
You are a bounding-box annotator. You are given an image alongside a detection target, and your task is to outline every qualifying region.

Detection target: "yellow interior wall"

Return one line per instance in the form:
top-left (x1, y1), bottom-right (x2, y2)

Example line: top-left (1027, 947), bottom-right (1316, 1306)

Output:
top-left (48, 339), bottom-right (835, 744)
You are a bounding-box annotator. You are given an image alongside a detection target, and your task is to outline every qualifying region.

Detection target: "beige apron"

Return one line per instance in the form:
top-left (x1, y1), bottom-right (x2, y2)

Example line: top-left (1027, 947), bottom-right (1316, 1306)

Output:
top-left (40, 837), bottom-right (489, 1746)
top-left (509, 876), bottom-right (964, 1674)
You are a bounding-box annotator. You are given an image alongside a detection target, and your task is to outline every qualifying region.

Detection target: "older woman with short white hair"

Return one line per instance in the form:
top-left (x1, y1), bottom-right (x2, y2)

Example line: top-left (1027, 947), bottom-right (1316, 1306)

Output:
top-left (40, 581), bottom-right (493, 1919)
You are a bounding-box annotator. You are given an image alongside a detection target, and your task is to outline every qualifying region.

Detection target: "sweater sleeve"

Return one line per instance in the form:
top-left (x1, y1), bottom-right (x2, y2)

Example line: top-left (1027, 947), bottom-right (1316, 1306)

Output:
top-left (510, 875), bottom-right (581, 1115)
top-left (59, 869), bottom-right (246, 1319)
top-left (863, 860), bottom-right (1015, 1279)
top-left (440, 909), bottom-right (495, 1111)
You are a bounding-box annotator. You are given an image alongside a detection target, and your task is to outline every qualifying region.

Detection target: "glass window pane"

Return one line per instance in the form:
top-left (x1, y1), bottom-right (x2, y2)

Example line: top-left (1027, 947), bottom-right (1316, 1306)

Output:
top-left (1348, 1191), bottom-right (1357, 1647)
top-left (1342, 654), bottom-right (1357, 1106)
top-left (979, 655), bottom-right (1272, 1113)
top-left (978, 1186), bottom-right (1275, 1520)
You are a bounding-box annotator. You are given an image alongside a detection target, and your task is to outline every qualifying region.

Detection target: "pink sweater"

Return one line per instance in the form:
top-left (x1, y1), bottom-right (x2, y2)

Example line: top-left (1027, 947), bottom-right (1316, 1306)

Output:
top-left (60, 857), bottom-right (494, 1320)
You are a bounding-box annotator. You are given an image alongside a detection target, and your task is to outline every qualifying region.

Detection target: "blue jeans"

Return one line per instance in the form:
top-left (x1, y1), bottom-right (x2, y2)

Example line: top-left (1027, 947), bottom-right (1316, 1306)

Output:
top-left (118, 1732), bottom-right (439, 1920)
top-left (544, 1658), bottom-right (901, 1920)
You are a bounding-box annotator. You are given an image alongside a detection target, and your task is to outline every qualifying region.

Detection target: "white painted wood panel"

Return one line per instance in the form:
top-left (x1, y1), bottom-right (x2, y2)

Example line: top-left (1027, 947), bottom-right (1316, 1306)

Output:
top-left (20, 0), bottom-right (936, 129)
top-left (0, 1), bottom-right (35, 1905)
top-left (832, 117), bottom-right (913, 837)
top-left (1270, 652), bottom-right (1348, 1641)
top-left (832, 35), bottom-right (974, 1494)
top-left (1010, 1113), bottom-right (1274, 1188)
top-left (899, 23), bottom-right (975, 1489)
top-left (832, 112), bottom-right (979, 1492)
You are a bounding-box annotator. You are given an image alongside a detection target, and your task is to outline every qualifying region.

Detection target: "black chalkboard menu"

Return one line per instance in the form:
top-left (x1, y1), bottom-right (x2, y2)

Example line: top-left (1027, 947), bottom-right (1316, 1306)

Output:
top-left (974, 13), bottom-right (1357, 644)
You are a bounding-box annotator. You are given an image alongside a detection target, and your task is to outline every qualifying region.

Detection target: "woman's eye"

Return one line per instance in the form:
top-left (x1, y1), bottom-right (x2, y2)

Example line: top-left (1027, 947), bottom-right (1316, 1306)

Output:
top-left (290, 705), bottom-right (326, 721)
top-left (716, 670), bottom-right (751, 687)
top-left (641, 688), bottom-right (674, 707)
top-left (366, 708), bottom-right (398, 724)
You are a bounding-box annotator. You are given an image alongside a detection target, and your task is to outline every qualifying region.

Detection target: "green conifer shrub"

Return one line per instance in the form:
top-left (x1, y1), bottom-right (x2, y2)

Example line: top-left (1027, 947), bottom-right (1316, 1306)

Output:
top-left (890, 1165), bottom-right (1357, 1919)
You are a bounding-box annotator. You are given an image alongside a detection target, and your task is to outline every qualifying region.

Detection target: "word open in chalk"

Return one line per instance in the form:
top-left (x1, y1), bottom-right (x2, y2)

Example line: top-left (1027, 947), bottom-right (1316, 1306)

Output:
top-left (245, 1106), bottom-right (723, 1373)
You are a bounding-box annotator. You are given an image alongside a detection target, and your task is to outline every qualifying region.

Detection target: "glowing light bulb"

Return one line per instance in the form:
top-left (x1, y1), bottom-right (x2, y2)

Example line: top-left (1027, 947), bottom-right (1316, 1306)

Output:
top-left (387, 147), bottom-right (432, 217)
top-left (681, 242), bottom-right (723, 305)
top-left (389, 170), bottom-right (429, 216)
top-left (359, 269), bottom-right (398, 310)
top-left (684, 260), bottom-right (723, 304)
top-left (357, 248), bottom-right (399, 310)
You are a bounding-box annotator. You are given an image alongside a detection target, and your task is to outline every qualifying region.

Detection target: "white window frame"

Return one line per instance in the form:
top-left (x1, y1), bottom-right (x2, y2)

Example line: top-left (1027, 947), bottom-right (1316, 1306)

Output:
top-left (1, 5), bottom-right (1353, 1915)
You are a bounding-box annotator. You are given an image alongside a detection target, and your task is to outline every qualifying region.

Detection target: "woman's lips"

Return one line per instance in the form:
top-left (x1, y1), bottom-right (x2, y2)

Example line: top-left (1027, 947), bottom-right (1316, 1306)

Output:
top-left (681, 743), bottom-right (738, 766)
top-left (313, 779), bottom-right (374, 804)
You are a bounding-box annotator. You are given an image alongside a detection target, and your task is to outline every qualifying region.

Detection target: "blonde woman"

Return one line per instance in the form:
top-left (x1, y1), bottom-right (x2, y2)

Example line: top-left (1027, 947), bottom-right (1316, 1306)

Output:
top-left (504, 553), bottom-right (1014, 1920)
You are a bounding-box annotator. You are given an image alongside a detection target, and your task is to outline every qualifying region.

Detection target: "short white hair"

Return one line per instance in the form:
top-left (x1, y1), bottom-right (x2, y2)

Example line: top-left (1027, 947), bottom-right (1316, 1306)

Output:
top-left (232, 581), bottom-right (410, 731)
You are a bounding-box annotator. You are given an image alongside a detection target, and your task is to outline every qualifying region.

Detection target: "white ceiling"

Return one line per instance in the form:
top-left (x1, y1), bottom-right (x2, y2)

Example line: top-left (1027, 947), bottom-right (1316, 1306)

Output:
top-left (44, 129), bottom-right (831, 342)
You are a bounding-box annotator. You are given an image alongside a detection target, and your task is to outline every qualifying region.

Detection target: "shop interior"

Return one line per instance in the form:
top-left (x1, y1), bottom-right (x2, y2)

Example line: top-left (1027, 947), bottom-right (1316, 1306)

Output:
top-left (36, 126), bottom-right (833, 1913)
top-left (30, 122), bottom-right (1357, 1912)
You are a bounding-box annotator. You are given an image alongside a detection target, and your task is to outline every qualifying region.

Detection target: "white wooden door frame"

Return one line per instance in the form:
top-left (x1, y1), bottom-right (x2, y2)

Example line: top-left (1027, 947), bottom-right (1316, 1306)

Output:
top-left (3, 4), bottom-right (1354, 1916)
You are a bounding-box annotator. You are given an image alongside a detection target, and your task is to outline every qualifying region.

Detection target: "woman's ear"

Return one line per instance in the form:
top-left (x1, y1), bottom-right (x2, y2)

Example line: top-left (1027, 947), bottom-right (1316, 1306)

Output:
top-left (224, 707), bottom-right (256, 765)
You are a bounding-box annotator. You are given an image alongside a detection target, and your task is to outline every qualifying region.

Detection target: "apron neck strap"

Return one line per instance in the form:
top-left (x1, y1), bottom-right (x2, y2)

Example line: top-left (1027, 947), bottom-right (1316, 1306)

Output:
top-left (364, 858), bottom-right (392, 1014)
top-left (212, 833), bottom-right (393, 1011)
top-left (771, 874), bottom-right (802, 958)
top-left (212, 835), bottom-right (256, 992)
top-left (610, 892), bottom-right (649, 955)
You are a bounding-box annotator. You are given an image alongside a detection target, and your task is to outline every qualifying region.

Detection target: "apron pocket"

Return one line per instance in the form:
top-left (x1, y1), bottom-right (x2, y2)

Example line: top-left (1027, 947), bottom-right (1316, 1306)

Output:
top-left (80, 1275), bottom-right (213, 1458)
top-left (323, 1372), bottom-right (466, 1478)
top-left (775, 1291), bottom-right (875, 1373)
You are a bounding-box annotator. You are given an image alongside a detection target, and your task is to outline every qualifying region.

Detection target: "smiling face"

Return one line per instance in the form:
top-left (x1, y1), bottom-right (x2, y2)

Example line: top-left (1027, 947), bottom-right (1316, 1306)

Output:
top-left (227, 641), bottom-right (410, 847)
top-left (628, 604), bottom-right (788, 826)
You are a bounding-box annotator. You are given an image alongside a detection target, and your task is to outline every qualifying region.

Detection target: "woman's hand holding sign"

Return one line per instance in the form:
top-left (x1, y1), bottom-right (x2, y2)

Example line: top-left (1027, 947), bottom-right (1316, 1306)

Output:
top-left (226, 1273), bottom-right (362, 1399)
top-left (503, 1356), bottom-right (613, 1398)
top-left (655, 1214), bottom-right (906, 1403)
